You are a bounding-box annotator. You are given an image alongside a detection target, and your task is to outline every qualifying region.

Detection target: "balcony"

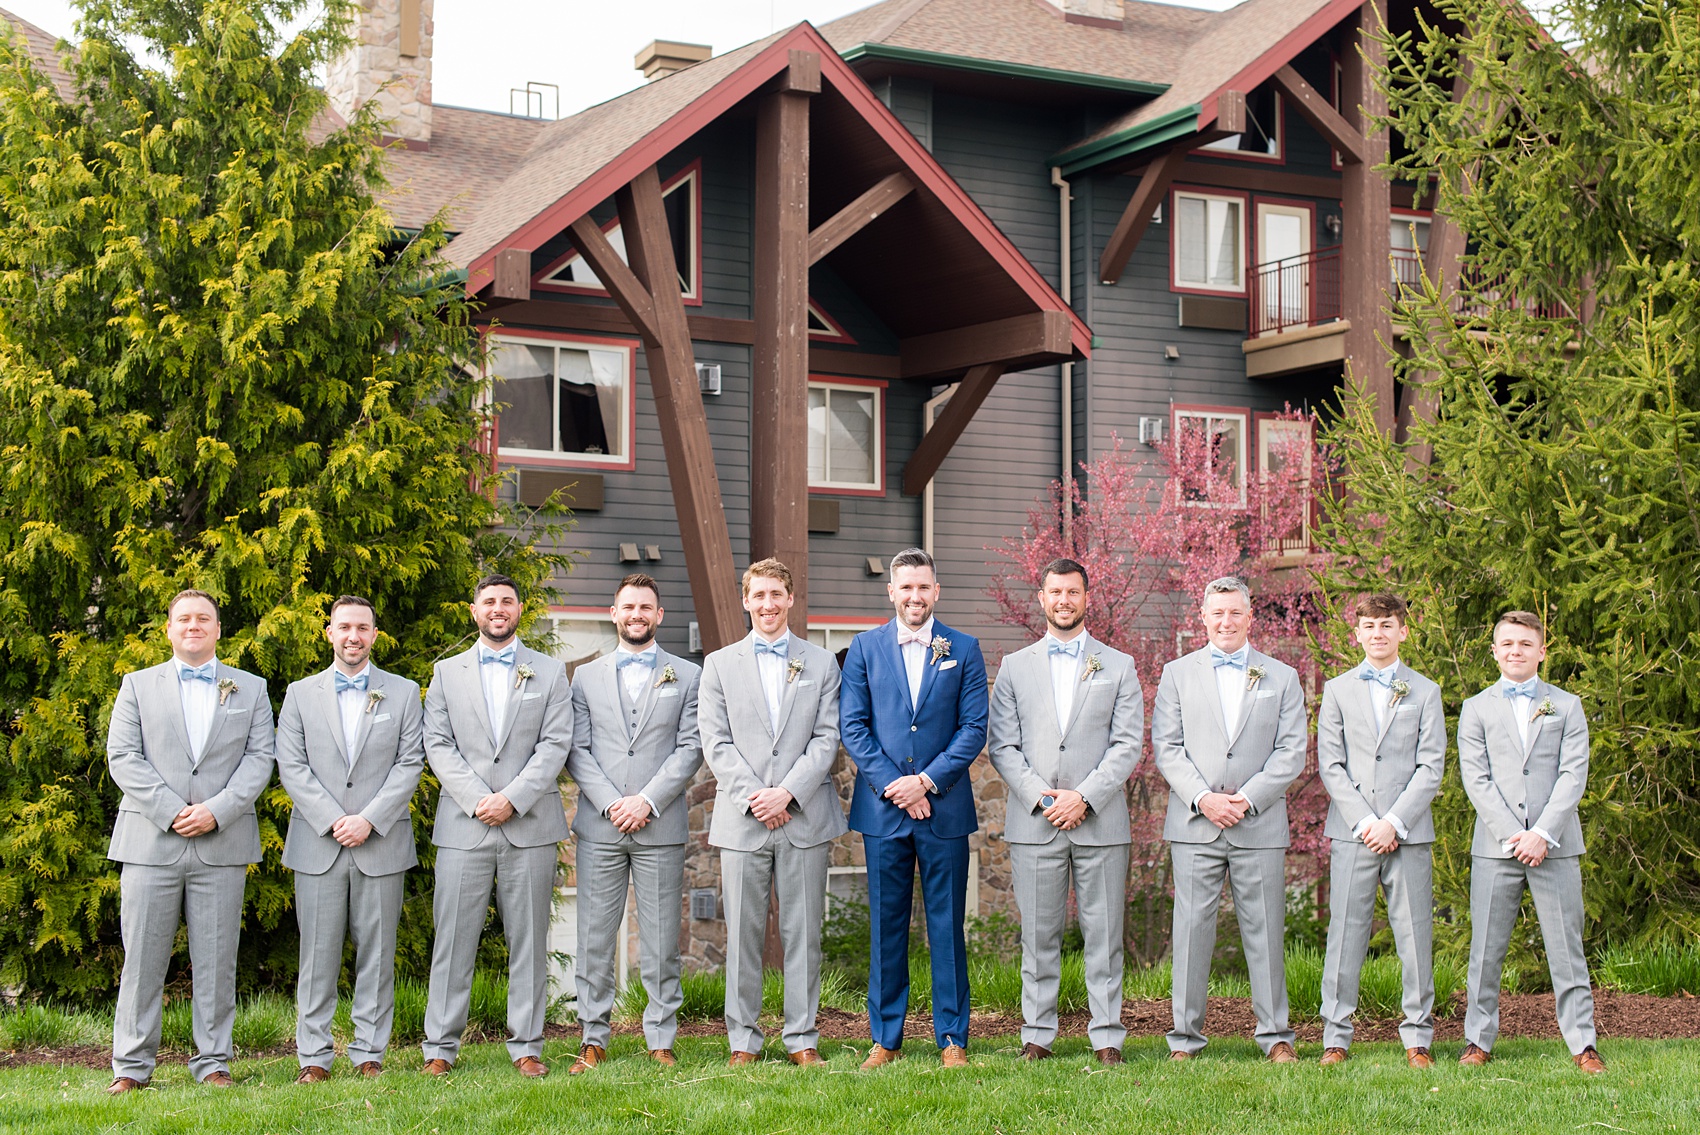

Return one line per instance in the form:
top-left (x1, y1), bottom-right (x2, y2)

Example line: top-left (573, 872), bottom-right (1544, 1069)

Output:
top-left (1243, 247), bottom-right (1347, 378)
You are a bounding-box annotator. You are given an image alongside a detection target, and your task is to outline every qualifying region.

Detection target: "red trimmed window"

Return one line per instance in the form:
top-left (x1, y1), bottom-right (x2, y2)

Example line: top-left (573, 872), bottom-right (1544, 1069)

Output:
top-left (533, 163), bottom-right (701, 304)
top-left (1172, 404), bottom-right (1249, 507)
top-left (1172, 188), bottom-right (1248, 294)
top-left (488, 331), bottom-right (637, 470)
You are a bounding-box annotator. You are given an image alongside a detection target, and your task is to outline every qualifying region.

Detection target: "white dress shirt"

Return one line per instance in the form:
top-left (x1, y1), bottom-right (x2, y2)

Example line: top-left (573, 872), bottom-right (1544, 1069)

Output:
top-left (751, 630), bottom-right (791, 733)
top-left (1351, 658), bottom-right (1410, 843)
top-left (335, 665), bottom-right (371, 766)
top-left (1194, 646), bottom-right (1253, 814)
top-left (898, 617), bottom-right (934, 709)
top-left (1499, 676), bottom-right (1558, 850)
top-left (616, 644), bottom-right (658, 703)
top-left (1045, 633), bottom-right (1084, 737)
top-left (176, 659), bottom-right (218, 765)
top-left (478, 644), bottom-right (515, 748)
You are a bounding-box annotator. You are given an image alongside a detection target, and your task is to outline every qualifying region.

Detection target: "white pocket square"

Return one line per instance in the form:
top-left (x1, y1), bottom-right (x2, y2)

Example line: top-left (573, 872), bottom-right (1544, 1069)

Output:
top-left (1255, 690), bottom-right (1277, 699)
top-left (226, 707), bottom-right (249, 714)
top-left (373, 713), bottom-right (392, 722)
top-left (523, 692), bottom-right (543, 701)
top-left (1396, 704), bottom-right (1416, 712)
top-left (1089, 677), bottom-right (1112, 686)
top-left (939, 660), bottom-right (958, 670)
top-left (797, 679), bottom-right (816, 687)
top-left (657, 688), bottom-right (680, 698)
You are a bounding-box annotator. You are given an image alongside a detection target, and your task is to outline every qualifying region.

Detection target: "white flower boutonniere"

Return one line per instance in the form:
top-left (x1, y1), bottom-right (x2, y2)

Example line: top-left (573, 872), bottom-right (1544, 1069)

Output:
top-left (1531, 696), bottom-right (1556, 724)
top-left (216, 678), bottom-right (239, 707)
top-left (655, 664), bottom-right (677, 690)
top-left (929, 636), bottom-right (952, 666)
top-left (1387, 678), bottom-right (1411, 710)
top-left (366, 688), bottom-right (386, 715)
top-left (1081, 654), bottom-right (1103, 682)
top-left (1245, 664), bottom-right (1267, 692)
top-left (786, 658), bottom-right (806, 684)
top-left (514, 663), bottom-right (536, 691)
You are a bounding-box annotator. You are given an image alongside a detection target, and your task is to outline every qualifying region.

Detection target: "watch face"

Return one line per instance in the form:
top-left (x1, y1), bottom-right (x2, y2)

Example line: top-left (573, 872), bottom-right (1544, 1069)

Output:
top-left (1040, 795), bottom-right (1056, 809)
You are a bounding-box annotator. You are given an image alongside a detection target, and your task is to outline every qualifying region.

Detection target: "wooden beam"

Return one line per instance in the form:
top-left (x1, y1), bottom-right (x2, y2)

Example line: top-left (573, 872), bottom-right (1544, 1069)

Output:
top-left (751, 64), bottom-right (815, 627)
top-left (807, 172), bottom-right (915, 266)
top-left (1098, 145), bottom-right (1189, 286)
top-left (899, 310), bottom-right (1072, 380)
top-left (1271, 64), bottom-right (1366, 165)
top-left (901, 364), bottom-right (1005, 496)
top-left (1339, 0), bottom-right (1395, 437)
top-left (778, 48), bottom-right (821, 94)
top-left (614, 167), bottom-right (746, 652)
top-left (565, 215), bottom-right (661, 344)
top-left (1127, 160), bottom-right (1343, 201)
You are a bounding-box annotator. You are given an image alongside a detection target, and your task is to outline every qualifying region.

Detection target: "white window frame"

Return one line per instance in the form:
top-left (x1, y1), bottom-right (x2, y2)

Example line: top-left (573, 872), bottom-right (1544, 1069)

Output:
top-left (1256, 415), bottom-right (1315, 559)
top-left (1201, 91), bottom-right (1283, 161)
top-left (537, 165), bottom-right (701, 302)
top-left (488, 333), bottom-right (636, 469)
top-left (1171, 189), bottom-right (1248, 294)
top-left (1173, 406), bottom-right (1249, 507)
top-left (807, 378), bottom-right (885, 494)
top-left (805, 619), bottom-right (884, 655)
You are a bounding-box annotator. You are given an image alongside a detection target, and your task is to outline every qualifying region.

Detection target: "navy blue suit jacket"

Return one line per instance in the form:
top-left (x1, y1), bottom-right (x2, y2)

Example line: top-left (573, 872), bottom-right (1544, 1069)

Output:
top-left (840, 618), bottom-right (988, 840)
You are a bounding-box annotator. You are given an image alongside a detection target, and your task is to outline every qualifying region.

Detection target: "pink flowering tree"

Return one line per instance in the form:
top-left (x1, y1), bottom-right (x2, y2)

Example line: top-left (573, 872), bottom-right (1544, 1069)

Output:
top-left (986, 409), bottom-right (1334, 962)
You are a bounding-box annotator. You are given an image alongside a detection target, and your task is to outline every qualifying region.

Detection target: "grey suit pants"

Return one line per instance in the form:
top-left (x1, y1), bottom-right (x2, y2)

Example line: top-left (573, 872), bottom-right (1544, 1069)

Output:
top-left (1319, 838), bottom-right (1435, 1050)
top-left (574, 839), bottom-right (687, 1050)
top-left (1168, 840), bottom-right (1294, 1055)
top-left (1010, 838), bottom-right (1129, 1051)
top-left (295, 852), bottom-right (406, 1068)
top-left (112, 853), bottom-right (246, 1082)
top-left (1465, 854), bottom-right (1597, 1055)
top-left (720, 834), bottom-right (828, 1054)
top-left (423, 838), bottom-right (558, 1063)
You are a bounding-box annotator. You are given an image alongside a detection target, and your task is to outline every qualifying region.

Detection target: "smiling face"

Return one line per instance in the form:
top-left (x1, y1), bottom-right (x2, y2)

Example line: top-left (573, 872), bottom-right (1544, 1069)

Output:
top-left (470, 583), bottom-right (522, 647)
top-left (1040, 570), bottom-right (1088, 638)
top-left (887, 564), bottom-right (939, 630)
top-left (1492, 620), bottom-right (1547, 683)
top-left (1354, 614), bottom-right (1408, 668)
top-left (743, 573), bottom-right (794, 639)
top-left (326, 602), bottom-right (377, 673)
top-left (611, 584), bottom-right (663, 648)
top-left (1201, 589), bottom-right (1253, 653)
top-left (167, 595), bottom-right (220, 666)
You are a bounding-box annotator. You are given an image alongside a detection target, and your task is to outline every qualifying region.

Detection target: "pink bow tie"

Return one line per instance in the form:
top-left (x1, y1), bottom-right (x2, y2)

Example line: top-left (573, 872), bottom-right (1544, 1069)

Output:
top-left (898, 628), bottom-right (932, 647)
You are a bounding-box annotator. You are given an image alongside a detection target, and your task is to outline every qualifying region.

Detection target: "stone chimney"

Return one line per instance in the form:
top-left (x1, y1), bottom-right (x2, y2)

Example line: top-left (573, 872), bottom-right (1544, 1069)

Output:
top-left (326, 0), bottom-right (433, 147)
top-left (1048, 0), bottom-right (1125, 24)
top-left (634, 40), bottom-right (712, 82)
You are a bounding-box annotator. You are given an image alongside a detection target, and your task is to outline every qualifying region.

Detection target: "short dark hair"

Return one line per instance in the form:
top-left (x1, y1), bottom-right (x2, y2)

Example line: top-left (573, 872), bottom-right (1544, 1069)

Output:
top-left (1353, 593), bottom-right (1408, 624)
top-left (168, 589), bottom-right (219, 619)
top-left (1039, 557), bottom-right (1089, 591)
top-left (473, 573), bottom-right (520, 602)
top-left (1495, 609), bottom-right (1546, 642)
top-left (615, 573), bottom-right (661, 604)
top-left (889, 547), bottom-right (935, 577)
top-left (329, 594), bottom-right (376, 621)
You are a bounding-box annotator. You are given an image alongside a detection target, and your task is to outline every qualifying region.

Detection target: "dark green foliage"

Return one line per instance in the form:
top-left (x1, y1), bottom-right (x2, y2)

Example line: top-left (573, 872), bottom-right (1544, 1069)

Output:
top-left (1318, 0), bottom-right (1700, 951)
top-left (0, 0), bottom-right (569, 1000)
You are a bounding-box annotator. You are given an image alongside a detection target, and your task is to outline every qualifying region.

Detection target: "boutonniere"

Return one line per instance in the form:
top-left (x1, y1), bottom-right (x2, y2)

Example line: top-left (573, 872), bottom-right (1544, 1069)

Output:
top-left (1244, 664), bottom-right (1267, 692)
top-left (929, 636), bottom-right (951, 666)
top-left (366, 688), bottom-right (386, 715)
top-left (1080, 654), bottom-right (1103, 682)
top-left (216, 678), bottom-right (239, 706)
top-left (786, 658), bottom-right (806, 684)
top-left (654, 664), bottom-right (677, 690)
top-left (1387, 678), bottom-right (1411, 709)
top-left (1531, 696), bottom-right (1556, 723)
top-left (513, 663), bottom-right (535, 691)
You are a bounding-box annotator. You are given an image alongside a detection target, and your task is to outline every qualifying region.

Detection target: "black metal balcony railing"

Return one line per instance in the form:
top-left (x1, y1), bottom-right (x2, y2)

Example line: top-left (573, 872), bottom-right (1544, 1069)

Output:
top-left (1392, 248), bottom-right (1570, 321)
top-left (1249, 246), bottom-right (1342, 337)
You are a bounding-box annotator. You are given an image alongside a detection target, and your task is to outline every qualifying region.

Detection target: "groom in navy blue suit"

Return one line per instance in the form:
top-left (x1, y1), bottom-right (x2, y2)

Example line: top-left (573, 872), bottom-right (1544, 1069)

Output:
top-left (841, 547), bottom-right (988, 1069)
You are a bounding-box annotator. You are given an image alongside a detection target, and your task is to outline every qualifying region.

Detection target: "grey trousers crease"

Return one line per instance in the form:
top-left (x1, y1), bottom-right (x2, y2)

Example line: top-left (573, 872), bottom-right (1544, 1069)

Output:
top-left (1167, 840), bottom-right (1294, 1055)
top-left (112, 854), bottom-right (247, 1082)
top-left (1319, 839), bottom-right (1435, 1051)
top-left (295, 853), bottom-right (406, 1068)
top-left (574, 840), bottom-right (687, 1051)
top-left (720, 835), bottom-right (828, 1055)
top-left (1465, 854), bottom-right (1597, 1055)
top-left (1010, 839), bottom-right (1129, 1051)
top-left (423, 839), bottom-right (558, 1063)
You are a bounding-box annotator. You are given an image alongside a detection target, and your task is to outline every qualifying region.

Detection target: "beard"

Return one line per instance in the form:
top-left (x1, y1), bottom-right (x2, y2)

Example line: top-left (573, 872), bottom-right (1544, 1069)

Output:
top-left (1046, 608), bottom-right (1084, 633)
top-left (478, 621), bottom-right (517, 645)
top-left (619, 622), bottom-right (656, 647)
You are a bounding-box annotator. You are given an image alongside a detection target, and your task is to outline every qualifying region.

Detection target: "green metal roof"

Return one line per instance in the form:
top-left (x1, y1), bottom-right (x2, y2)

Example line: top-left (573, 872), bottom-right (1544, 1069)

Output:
top-left (839, 42), bottom-right (1169, 98)
top-left (1048, 103), bottom-right (1202, 177)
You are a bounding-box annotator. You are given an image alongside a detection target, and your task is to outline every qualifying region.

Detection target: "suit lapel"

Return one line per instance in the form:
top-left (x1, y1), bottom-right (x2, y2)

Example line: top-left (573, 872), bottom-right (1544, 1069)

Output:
top-left (498, 648), bottom-right (532, 749)
top-left (1522, 681), bottom-right (1547, 758)
top-left (349, 668), bottom-right (382, 769)
top-left (158, 664), bottom-right (195, 761)
top-left (1371, 665), bottom-right (1399, 751)
top-left (462, 651), bottom-right (497, 748)
top-left (1059, 635), bottom-right (1097, 742)
top-left (1495, 687), bottom-right (1525, 760)
top-left (913, 623), bottom-right (944, 718)
top-left (198, 662), bottom-right (239, 757)
top-left (1224, 649), bottom-right (1260, 751)
top-left (319, 669), bottom-right (349, 764)
top-left (737, 641), bottom-right (773, 739)
top-left (629, 650), bottom-right (668, 738)
top-left (773, 637), bottom-right (803, 738)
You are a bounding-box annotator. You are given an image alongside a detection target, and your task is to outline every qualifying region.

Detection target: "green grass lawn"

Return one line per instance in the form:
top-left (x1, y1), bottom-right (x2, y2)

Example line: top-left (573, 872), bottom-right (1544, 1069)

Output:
top-left (3, 1035), bottom-right (1695, 1134)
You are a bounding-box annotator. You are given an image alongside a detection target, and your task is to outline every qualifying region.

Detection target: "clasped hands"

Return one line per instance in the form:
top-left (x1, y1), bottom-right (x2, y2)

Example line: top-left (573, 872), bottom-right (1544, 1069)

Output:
top-left (748, 786), bottom-right (795, 830)
top-left (1508, 829), bottom-right (1549, 866)
top-left (884, 774), bottom-right (932, 820)
top-left (170, 803), bottom-right (218, 838)
top-left (1042, 789), bottom-right (1088, 830)
top-left (1198, 791), bottom-right (1251, 830)
top-left (1361, 818), bottom-right (1400, 854)
top-left (474, 793), bottom-right (516, 826)
top-left (608, 794), bottom-right (654, 834)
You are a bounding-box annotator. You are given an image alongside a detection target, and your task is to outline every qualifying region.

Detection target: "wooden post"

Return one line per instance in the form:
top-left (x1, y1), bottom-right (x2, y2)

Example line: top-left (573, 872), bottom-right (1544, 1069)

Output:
top-left (751, 51), bottom-right (817, 630)
top-left (1340, 0), bottom-right (1394, 435)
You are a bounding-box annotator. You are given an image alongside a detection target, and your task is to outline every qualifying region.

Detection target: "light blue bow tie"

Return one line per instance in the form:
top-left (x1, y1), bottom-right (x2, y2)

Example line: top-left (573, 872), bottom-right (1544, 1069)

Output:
top-left (1359, 665), bottom-right (1394, 688)
top-left (1047, 639), bottom-right (1081, 658)
top-left (479, 646), bottom-right (516, 666)
top-left (334, 671), bottom-right (369, 693)
top-left (1503, 678), bottom-right (1538, 699)
top-left (753, 638), bottom-right (788, 658)
top-left (1210, 646), bottom-right (1248, 669)
top-left (179, 662), bottom-right (216, 683)
top-left (616, 650), bottom-right (656, 669)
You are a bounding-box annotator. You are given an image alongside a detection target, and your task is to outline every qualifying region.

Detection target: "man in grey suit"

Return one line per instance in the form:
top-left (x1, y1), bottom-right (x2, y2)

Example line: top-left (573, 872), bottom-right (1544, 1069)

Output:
top-left (699, 558), bottom-right (846, 1066)
top-left (989, 558), bottom-right (1142, 1065)
top-left (420, 573), bottom-right (573, 1078)
top-left (1457, 610), bottom-right (1603, 1074)
top-left (105, 589), bottom-right (276, 1094)
top-left (276, 595), bottom-right (425, 1082)
top-left (565, 573), bottom-right (703, 1072)
top-left (1316, 592), bottom-right (1445, 1069)
top-left (1151, 576), bottom-right (1305, 1062)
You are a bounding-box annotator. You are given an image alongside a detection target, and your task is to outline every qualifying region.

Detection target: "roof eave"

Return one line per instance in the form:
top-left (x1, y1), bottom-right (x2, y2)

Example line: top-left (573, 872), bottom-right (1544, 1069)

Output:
top-left (839, 41), bottom-right (1169, 98)
top-left (1048, 103), bottom-right (1201, 176)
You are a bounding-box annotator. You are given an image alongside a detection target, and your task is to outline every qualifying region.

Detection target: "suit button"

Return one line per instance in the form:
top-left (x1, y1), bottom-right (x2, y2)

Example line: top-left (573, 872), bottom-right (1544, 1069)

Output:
top-left (1059, 744), bottom-right (1066, 752)
top-left (911, 726), bottom-right (918, 732)
top-left (191, 769), bottom-right (198, 776)
top-left (493, 758), bottom-right (500, 764)
top-left (628, 749), bottom-right (635, 757)
top-left (1523, 768), bottom-right (1529, 775)
top-left (346, 781), bottom-right (354, 788)
top-left (772, 747), bottom-right (779, 756)
top-left (1375, 756), bottom-right (1382, 762)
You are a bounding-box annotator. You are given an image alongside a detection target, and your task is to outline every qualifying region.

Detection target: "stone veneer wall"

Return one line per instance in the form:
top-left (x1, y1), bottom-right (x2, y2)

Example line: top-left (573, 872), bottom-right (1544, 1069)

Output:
top-left (324, 0), bottom-right (434, 144)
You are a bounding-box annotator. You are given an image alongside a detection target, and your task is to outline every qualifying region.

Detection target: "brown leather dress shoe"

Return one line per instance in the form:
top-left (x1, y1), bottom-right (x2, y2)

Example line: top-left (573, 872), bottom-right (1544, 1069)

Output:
top-left (106, 1076), bottom-right (148, 1096)
top-left (1267, 1042), bottom-right (1298, 1064)
top-left (1094, 1048), bottom-right (1124, 1066)
top-left (513, 1056), bottom-right (548, 1078)
top-left (787, 1048), bottom-right (825, 1066)
top-left (1021, 1042), bottom-right (1053, 1061)
top-left (356, 1061), bottom-right (383, 1078)
top-left (294, 1065), bottom-right (332, 1084)
top-left (1573, 1046), bottom-right (1606, 1074)
top-left (727, 1050), bottom-right (761, 1067)
top-left (1458, 1042), bottom-right (1492, 1067)
top-left (941, 1044), bottom-right (968, 1068)
top-left (203, 1071), bottom-right (234, 1087)
top-left (1168, 1049), bottom-right (1193, 1061)
top-left (422, 1058), bottom-right (453, 1076)
top-left (649, 1049), bottom-right (677, 1067)
top-left (860, 1044), bottom-right (901, 1070)
top-left (1406, 1047), bottom-right (1434, 1069)
top-left (568, 1044), bottom-right (606, 1075)
top-left (1319, 1047), bottom-right (1349, 1067)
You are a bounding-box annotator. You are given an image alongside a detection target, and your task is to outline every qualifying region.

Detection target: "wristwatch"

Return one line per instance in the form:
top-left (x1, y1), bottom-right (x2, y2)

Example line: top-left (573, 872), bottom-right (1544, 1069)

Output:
top-left (1039, 794), bottom-right (1057, 810)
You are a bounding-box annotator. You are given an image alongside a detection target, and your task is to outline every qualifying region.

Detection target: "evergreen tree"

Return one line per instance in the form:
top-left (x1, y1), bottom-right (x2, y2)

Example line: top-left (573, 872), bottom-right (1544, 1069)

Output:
top-left (1319, 0), bottom-right (1700, 952)
top-left (0, 0), bottom-right (569, 999)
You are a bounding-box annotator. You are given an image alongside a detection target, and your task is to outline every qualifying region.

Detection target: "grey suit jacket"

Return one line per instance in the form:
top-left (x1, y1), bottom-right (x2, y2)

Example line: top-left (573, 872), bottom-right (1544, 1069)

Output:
top-left (106, 660), bottom-right (276, 866)
top-left (1151, 646), bottom-right (1306, 848)
top-left (276, 665), bottom-right (426, 876)
top-left (568, 649), bottom-right (703, 846)
top-left (1317, 663), bottom-right (1446, 843)
top-left (423, 644), bottom-right (573, 850)
top-left (699, 634), bottom-right (847, 851)
top-left (988, 634), bottom-right (1143, 846)
top-left (1458, 681), bottom-right (1588, 858)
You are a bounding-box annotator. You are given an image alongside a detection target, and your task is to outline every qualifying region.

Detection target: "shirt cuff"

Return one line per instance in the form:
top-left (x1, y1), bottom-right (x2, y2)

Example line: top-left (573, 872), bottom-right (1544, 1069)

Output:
top-left (1190, 789), bottom-right (1211, 814)
top-left (1351, 815), bottom-right (1375, 840)
top-left (920, 773), bottom-right (938, 794)
top-left (1230, 791), bottom-right (1255, 815)
top-left (641, 794), bottom-right (658, 814)
top-left (1531, 826), bottom-right (1558, 848)
top-left (1386, 813), bottom-right (1409, 841)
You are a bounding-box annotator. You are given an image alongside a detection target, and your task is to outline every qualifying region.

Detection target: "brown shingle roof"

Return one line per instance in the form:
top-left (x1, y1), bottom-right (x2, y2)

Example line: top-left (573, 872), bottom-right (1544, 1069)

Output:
top-left (378, 105), bottom-right (546, 231)
top-left (0, 5), bottom-right (78, 101)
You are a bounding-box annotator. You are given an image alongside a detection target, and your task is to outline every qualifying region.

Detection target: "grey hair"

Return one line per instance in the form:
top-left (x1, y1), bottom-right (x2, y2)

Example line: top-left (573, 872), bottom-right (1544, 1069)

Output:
top-left (889, 547), bottom-right (936, 577)
top-left (1202, 576), bottom-right (1252, 605)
